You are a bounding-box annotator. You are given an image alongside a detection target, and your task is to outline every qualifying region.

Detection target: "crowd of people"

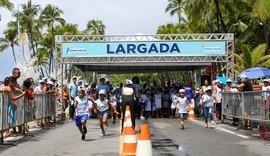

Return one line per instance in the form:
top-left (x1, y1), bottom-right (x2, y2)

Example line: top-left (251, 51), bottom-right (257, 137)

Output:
top-left (1, 69), bottom-right (270, 141)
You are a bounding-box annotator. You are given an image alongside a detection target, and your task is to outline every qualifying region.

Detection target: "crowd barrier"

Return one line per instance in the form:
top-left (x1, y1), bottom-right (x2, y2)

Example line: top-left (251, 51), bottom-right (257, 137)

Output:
top-left (222, 90), bottom-right (270, 123)
top-left (0, 91), bottom-right (56, 143)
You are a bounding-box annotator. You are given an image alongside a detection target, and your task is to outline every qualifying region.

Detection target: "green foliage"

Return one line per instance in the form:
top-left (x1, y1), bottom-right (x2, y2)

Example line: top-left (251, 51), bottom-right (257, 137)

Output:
top-left (85, 19), bottom-right (106, 35)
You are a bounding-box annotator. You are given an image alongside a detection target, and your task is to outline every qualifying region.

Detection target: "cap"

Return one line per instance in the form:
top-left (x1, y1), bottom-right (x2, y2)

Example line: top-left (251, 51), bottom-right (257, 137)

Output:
top-left (78, 86), bottom-right (85, 91)
top-left (263, 79), bottom-right (269, 82)
top-left (226, 79), bottom-right (233, 83)
top-left (179, 89), bottom-right (185, 93)
top-left (42, 77), bottom-right (47, 81)
top-left (239, 74), bottom-right (247, 79)
top-left (72, 76), bottom-right (77, 79)
top-left (205, 87), bottom-right (212, 92)
top-left (78, 80), bottom-right (83, 83)
top-left (99, 90), bottom-right (106, 95)
top-left (126, 79), bottom-right (133, 85)
top-left (215, 79), bottom-right (221, 83)
top-left (196, 88), bottom-right (200, 91)
top-left (85, 83), bottom-right (89, 86)
top-left (47, 81), bottom-right (54, 85)
top-left (38, 80), bottom-right (44, 84)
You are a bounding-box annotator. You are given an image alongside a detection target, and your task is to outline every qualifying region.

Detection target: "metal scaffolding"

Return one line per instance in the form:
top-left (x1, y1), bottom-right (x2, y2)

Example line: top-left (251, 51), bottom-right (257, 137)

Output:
top-left (54, 33), bottom-right (234, 83)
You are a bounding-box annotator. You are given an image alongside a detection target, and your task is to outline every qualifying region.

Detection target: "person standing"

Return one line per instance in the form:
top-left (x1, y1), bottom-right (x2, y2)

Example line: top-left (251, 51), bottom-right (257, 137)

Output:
top-left (69, 76), bottom-right (78, 120)
top-left (203, 87), bottom-right (215, 128)
top-left (97, 78), bottom-right (109, 97)
top-left (262, 79), bottom-right (270, 91)
top-left (184, 83), bottom-right (193, 102)
top-left (132, 76), bottom-right (141, 119)
top-left (34, 80), bottom-right (45, 94)
top-left (121, 80), bottom-right (136, 133)
top-left (213, 80), bottom-right (222, 121)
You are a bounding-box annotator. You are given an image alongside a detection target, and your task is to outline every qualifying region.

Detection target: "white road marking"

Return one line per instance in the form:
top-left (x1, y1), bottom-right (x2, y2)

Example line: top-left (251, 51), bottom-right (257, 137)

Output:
top-left (189, 119), bottom-right (250, 139)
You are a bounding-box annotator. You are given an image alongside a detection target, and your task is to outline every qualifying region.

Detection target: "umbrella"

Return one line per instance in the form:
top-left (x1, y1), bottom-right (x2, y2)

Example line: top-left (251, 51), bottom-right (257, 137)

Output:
top-left (237, 67), bottom-right (270, 79)
top-left (216, 76), bottom-right (227, 84)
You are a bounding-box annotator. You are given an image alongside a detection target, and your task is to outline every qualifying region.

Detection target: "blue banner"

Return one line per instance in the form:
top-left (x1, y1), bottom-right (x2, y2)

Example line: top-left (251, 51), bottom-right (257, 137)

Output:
top-left (62, 41), bottom-right (226, 57)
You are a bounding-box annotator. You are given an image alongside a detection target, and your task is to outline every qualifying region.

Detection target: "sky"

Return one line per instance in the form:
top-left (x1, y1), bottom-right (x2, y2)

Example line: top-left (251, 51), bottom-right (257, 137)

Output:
top-left (0, 0), bottom-right (177, 81)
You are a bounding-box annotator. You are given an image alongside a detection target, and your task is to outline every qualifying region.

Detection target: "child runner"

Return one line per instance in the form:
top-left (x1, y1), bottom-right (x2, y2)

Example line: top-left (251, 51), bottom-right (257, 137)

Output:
top-left (202, 87), bottom-right (215, 128)
top-left (139, 89), bottom-right (147, 120)
top-left (154, 88), bottom-right (162, 118)
top-left (74, 87), bottom-right (89, 140)
top-left (109, 90), bottom-right (119, 124)
top-left (170, 88), bottom-right (178, 118)
top-left (92, 90), bottom-right (109, 136)
top-left (145, 91), bottom-right (152, 119)
top-left (176, 89), bottom-right (189, 130)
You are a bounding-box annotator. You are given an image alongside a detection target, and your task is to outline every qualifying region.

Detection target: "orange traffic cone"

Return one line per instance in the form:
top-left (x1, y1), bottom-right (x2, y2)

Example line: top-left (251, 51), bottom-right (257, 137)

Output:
top-left (188, 99), bottom-right (195, 119)
top-left (120, 105), bottom-right (131, 154)
top-left (136, 124), bottom-right (152, 156)
top-left (122, 105), bottom-right (137, 156)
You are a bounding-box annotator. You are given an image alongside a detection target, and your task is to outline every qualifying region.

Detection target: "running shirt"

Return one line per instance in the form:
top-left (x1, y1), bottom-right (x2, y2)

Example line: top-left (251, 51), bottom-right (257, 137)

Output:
top-left (110, 95), bottom-right (117, 107)
top-left (95, 99), bottom-right (109, 112)
top-left (140, 94), bottom-right (147, 103)
top-left (202, 94), bottom-right (215, 107)
top-left (123, 87), bottom-right (134, 95)
top-left (170, 93), bottom-right (178, 109)
top-left (154, 93), bottom-right (162, 109)
top-left (177, 97), bottom-right (189, 113)
top-left (75, 96), bottom-right (89, 116)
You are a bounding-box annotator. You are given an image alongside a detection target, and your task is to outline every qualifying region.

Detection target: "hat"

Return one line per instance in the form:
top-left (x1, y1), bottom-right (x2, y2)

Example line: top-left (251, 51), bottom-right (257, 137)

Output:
top-left (239, 74), bottom-right (247, 79)
top-left (78, 80), bottom-right (83, 83)
top-left (179, 89), bottom-right (185, 93)
top-left (215, 79), bottom-right (221, 83)
top-left (196, 88), bottom-right (200, 91)
top-left (72, 76), bottom-right (77, 79)
top-left (42, 77), bottom-right (47, 81)
top-left (99, 90), bottom-right (106, 95)
top-left (38, 80), bottom-right (45, 84)
top-left (85, 83), bottom-right (89, 86)
top-left (205, 87), bottom-right (212, 92)
top-left (126, 79), bottom-right (133, 85)
top-left (263, 79), bottom-right (269, 82)
top-left (226, 79), bottom-right (233, 83)
top-left (78, 86), bottom-right (85, 91)
top-left (47, 81), bottom-right (54, 85)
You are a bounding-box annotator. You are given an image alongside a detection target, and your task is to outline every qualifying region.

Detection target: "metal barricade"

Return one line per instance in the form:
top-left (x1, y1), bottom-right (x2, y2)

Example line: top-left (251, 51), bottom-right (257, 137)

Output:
top-left (222, 91), bottom-right (270, 123)
top-left (34, 94), bottom-right (44, 120)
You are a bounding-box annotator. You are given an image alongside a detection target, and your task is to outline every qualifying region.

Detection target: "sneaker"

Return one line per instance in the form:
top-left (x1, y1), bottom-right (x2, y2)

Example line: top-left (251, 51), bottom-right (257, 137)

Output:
top-left (205, 124), bottom-right (208, 128)
top-left (81, 135), bottom-right (85, 140)
top-left (211, 120), bottom-right (215, 124)
top-left (181, 125), bottom-right (184, 130)
top-left (83, 126), bottom-right (87, 134)
top-left (101, 131), bottom-right (105, 136)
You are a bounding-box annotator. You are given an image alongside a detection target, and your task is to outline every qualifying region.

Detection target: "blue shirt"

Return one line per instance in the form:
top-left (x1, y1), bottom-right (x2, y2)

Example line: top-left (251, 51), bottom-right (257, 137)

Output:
top-left (133, 84), bottom-right (141, 97)
top-left (184, 87), bottom-right (193, 98)
top-left (69, 83), bottom-right (78, 98)
top-left (97, 84), bottom-right (109, 96)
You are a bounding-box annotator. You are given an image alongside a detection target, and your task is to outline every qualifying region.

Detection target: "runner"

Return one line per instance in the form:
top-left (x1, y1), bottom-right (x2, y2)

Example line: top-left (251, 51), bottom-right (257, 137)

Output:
top-left (202, 87), bottom-right (215, 128)
top-left (176, 89), bottom-right (189, 130)
top-left (74, 87), bottom-right (89, 140)
top-left (92, 90), bottom-right (109, 136)
top-left (109, 90), bottom-right (119, 124)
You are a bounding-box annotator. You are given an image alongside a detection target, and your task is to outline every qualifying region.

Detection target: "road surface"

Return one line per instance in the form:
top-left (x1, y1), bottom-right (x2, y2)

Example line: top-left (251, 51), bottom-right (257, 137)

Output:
top-left (0, 118), bottom-right (269, 156)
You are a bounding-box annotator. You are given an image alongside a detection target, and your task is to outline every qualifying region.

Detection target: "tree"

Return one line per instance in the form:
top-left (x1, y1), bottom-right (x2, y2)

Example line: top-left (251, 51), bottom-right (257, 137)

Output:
top-left (165, 0), bottom-right (186, 24)
top-left (85, 19), bottom-right (106, 35)
top-left (0, 28), bottom-right (18, 63)
top-left (40, 4), bottom-right (65, 73)
top-left (20, 0), bottom-right (40, 56)
top-left (235, 44), bottom-right (270, 75)
top-left (0, 0), bottom-right (14, 21)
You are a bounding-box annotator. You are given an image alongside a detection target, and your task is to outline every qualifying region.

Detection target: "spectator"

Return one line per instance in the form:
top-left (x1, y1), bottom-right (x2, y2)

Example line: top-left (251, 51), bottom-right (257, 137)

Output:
top-left (34, 80), bottom-right (45, 94)
top-left (262, 79), bottom-right (270, 91)
top-left (184, 83), bottom-right (193, 102)
top-left (213, 80), bottom-right (222, 121)
top-left (97, 78), bottom-right (109, 97)
top-left (69, 76), bottom-right (78, 120)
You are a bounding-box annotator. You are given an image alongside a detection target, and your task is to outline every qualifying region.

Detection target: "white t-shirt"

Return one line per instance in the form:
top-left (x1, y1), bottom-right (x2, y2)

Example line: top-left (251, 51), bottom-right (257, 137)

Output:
top-left (262, 86), bottom-right (270, 91)
top-left (213, 85), bottom-right (222, 103)
top-left (110, 95), bottom-right (117, 107)
top-left (122, 87), bottom-right (134, 95)
top-left (202, 94), bottom-right (215, 107)
top-left (145, 96), bottom-right (152, 111)
top-left (75, 96), bottom-right (89, 116)
top-left (95, 99), bottom-right (109, 112)
top-left (34, 86), bottom-right (44, 94)
top-left (154, 93), bottom-right (162, 109)
top-left (177, 97), bottom-right (189, 113)
top-left (170, 93), bottom-right (178, 109)
top-left (140, 94), bottom-right (147, 103)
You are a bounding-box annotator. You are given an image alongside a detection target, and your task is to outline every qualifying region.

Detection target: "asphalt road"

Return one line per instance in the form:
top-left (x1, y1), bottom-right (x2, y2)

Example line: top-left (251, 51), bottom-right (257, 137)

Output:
top-left (0, 118), bottom-right (269, 156)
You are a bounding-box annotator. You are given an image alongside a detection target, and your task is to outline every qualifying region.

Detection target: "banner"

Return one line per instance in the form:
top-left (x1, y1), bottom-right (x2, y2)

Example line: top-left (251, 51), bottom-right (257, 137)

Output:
top-left (62, 41), bottom-right (226, 57)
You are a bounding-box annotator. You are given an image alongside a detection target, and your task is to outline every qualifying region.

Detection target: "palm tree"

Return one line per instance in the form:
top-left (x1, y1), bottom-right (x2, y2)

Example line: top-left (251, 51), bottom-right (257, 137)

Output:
top-left (235, 44), bottom-right (270, 75)
top-left (0, 0), bottom-right (14, 21)
top-left (0, 28), bottom-right (18, 63)
top-left (165, 0), bottom-right (185, 24)
top-left (85, 19), bottom-right (106, 35)
top-left (40, 4), bottom-right (65, 73)
top-left (20, 0), bottom-right (40, 56)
